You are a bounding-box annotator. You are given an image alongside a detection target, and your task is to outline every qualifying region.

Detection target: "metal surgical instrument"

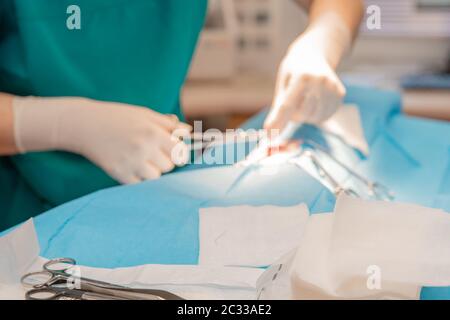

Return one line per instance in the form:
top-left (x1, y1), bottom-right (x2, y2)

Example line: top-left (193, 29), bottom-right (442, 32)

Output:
top-left (25, 286), bottom-right (128, 300)
top-left (21, 258), bottom-right (185, 300)
top-left (302, 139), bottom-right (395, 201)
top-left (186, 131), bottom-right (264, 152)
top-left (294, 150), bottom-right (360, 197)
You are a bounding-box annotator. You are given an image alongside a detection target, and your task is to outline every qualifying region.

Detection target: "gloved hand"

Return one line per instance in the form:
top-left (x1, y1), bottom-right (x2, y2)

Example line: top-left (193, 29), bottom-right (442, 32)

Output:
top-left (264, 13), bottom-right (351, 131)
top-left (13, 96), bottom-right (191, 184)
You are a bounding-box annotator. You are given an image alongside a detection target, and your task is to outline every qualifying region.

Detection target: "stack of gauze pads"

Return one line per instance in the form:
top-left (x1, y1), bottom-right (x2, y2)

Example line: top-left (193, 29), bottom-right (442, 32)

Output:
top-left (258, 195), bottom-right (450, 300)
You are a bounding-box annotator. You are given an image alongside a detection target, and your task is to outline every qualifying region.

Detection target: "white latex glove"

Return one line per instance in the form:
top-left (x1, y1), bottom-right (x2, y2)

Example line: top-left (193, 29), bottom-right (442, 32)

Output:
top-left (264, 13), bottom-right (351, 131)
top-left (13, 96), bottom-right (191, 184)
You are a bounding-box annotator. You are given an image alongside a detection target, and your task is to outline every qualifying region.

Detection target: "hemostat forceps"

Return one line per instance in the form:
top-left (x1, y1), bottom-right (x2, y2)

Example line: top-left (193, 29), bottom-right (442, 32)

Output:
top-left (299, 150), bottom-right (360, 197)
top-left (184, 131), bottom-right (264, 152)
top-left (303, 139), bottom-right (395, 201)
top-left (21, 258), bottom-right (185, 300)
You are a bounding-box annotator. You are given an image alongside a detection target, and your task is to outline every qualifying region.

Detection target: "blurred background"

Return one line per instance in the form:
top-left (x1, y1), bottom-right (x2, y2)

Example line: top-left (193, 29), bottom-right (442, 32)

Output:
top-left (182, 0), bottom-right (450, 129)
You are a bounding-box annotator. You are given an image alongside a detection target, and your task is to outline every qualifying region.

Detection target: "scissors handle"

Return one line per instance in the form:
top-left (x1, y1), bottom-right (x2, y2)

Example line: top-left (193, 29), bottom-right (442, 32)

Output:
top-left (26, 287), bottom-right (128, 300)
top-left (44, 257), bottom-right (76, 272)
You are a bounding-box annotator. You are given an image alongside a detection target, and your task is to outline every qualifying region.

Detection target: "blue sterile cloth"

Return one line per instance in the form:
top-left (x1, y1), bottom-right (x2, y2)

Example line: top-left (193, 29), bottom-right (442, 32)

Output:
top-left (5, 85), bottom-right (450, 300)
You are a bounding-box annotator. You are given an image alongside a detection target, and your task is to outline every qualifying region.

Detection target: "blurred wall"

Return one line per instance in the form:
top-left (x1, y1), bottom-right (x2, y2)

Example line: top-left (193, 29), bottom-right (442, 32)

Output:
top-left (184, 0), bottom-right (450, 122)
top-left (277, 0), bottom-right (450, 87)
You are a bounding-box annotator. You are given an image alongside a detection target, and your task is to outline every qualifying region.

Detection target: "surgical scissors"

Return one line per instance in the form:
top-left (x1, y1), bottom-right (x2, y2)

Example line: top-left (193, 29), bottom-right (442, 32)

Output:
top-left (293, 150), bottom-right (360, 197)
top-left (21, 258), bottom-right (184, 300)
top-left (302, 139), bottom-right (395, 201)
top-left (25, 286), bottom-right (128, 300)
top-left (241, 134), bottom-right (393, 200)
top-left (185, 131), bottom-right (263, 152)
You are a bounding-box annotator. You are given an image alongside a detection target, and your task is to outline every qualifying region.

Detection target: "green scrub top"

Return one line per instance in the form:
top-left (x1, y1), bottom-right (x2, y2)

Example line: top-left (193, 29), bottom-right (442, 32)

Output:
top-left (0, 0), bottom-right (207, 230)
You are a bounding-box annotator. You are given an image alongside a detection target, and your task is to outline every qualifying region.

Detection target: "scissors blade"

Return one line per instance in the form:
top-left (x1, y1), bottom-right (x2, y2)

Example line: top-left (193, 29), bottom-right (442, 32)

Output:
top-left (80, 281), bottom-right (184, 300)
top-left (188, 131), bottom-right (263, 152)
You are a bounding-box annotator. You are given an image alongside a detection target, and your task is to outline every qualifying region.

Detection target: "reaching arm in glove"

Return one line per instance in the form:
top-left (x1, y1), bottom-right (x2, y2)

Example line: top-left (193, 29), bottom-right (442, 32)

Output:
top-left (264, 0), bottom-right (364, 131)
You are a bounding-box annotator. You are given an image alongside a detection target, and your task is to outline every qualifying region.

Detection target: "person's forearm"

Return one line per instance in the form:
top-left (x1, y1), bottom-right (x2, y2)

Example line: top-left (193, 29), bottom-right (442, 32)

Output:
top-left (308, 0), bottom-right (364, 41)
top-left (0, 93), bottom-right (18, 155)
top-left (295, 0), bottom-right (364, 68)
